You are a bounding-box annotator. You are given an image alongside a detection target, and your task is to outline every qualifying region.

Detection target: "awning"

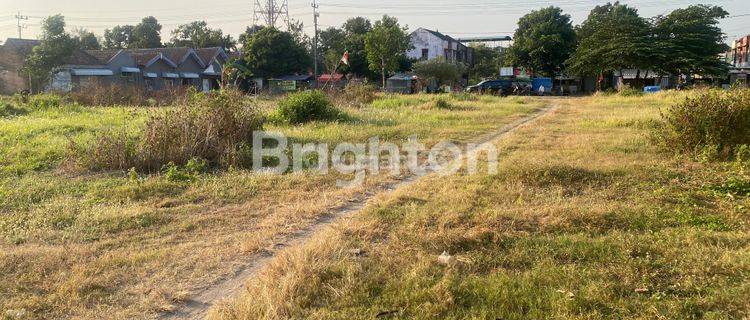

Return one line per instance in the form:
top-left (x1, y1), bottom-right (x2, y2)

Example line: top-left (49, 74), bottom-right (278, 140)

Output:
top-left (144, 72), bottom-right (158, 78)
top-left (121, 67), bottom-right (141, 73)
top-left (71, 69), bottom-right (114, 76)
top-left (163, 72), bottom-right (179, 78)
top-left (180, 72), bottom-right (200, 79)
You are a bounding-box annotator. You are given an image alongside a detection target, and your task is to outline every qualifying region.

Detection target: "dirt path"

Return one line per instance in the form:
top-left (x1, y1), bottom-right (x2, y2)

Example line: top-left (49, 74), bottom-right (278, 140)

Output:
top-left (163, 104), bottom-right (559, 320)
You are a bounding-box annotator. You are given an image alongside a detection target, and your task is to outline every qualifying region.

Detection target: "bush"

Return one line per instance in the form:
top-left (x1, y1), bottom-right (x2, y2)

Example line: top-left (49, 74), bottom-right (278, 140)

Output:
top-left (74, 89), bottom-right (264, 172)
top-left (163, 158), bottom-right (207, 182)
top-left (270, 90), bottom-right (342, 124)
top-left (657, 89), bottom-right (750, 159)
top-left (618, 85), bottom-right (642, 97)
top-left (342, 82), bottom-right (377, 106)
top-left (14, 93), bottom-right (67, 110)
top-left (433, 98), bottom-right (451, 110)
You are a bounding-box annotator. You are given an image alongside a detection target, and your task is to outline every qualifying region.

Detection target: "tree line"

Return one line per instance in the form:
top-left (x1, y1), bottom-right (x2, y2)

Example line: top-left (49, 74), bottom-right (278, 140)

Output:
top-left (505, 2), bottom-right (729, 86)
top-left (21, 1), bottom-right (731, 92)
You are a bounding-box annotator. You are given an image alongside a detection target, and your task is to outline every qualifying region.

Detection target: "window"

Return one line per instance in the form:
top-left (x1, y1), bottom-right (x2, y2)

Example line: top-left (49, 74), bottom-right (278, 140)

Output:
top-left (421, 49), bottom-right (428, 60)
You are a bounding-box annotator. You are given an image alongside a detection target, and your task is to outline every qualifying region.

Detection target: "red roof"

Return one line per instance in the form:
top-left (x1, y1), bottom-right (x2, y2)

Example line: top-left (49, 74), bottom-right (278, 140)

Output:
top-left (318, 74), bottom-right (344, 82)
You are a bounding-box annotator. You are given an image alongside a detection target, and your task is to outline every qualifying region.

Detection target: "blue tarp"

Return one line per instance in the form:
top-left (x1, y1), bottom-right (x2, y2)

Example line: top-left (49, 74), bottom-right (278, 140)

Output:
top-left (532, 78), bottom-right (553, 92)
top-left (644, 86), bottom-right (661, 93)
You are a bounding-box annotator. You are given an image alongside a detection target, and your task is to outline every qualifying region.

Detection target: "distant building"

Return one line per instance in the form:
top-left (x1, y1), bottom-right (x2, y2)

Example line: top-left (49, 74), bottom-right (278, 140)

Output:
top-left (0, 38), bottom-right (229, 94)
top-left (729, 35), bottom-right (749, 86)
top-left (0, 38), bottom-right (39, 94)
top-left (407, 28), bottom-right (474, 66)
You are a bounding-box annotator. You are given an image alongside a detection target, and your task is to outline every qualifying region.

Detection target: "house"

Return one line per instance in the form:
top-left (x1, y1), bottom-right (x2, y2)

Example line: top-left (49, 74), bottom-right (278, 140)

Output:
top-left (729, 35), bottom-right (749, 86)
top-left (0, 37), bottom-right (229, 94)
top-left (0, 38), bottom-right (39, 94)
top-left (613, 69), bottom-right (670, 90)
top-left (406, 28), bottom-right (474, 66)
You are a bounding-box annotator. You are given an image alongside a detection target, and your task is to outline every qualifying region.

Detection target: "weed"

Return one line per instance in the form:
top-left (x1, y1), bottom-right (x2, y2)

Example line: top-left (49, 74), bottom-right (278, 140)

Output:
top-left (163, 158), bottom-right (207, 183)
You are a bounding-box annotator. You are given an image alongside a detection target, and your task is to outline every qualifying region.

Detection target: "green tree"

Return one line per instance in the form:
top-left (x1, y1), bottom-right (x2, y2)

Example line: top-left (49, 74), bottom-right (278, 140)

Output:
top-left (238, 25), bottom-right (265, 45)
top-left (131, 16), bottom-right (162, 48)
top-left (22, 15), bottom-right (77, 92)
top-left (566, 2), bottom-right (652, 86)
top-left (74, 29), bottom-right (101, 50)
top-left (343, 17), bottom-right (372, 35)
top-left (340, 17), bottom-right (373, 78)
top-left (506, 6), bottom-right (576, 77)
top-left (170, 21), bottom-right (236, 50)
top-left (364, 15), bottom-right (412, 88)
top-left (413, 57), bottom-right (467, 87)
top-left (243, 27), bottom-right (310, 78)
top-left (653, 5), bottom-right (729, 78)
top-left (103, 25), bottom-right (134, 49)
top-left (469, 43), bottom-right (504, 83)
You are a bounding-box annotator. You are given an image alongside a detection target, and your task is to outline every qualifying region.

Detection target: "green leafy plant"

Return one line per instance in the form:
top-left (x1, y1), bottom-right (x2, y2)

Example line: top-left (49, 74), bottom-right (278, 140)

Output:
top-left (163, 158), bottom-right (207, 182)
top-left (270, 90), bottom-right (342, 124)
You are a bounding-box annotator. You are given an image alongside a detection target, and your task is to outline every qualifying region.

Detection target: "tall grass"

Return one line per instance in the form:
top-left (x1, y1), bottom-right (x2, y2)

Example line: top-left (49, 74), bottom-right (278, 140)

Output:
top-left (74, 89), bottom-right (264, 171)
top-left (656, 88), bottom-right (750, 159)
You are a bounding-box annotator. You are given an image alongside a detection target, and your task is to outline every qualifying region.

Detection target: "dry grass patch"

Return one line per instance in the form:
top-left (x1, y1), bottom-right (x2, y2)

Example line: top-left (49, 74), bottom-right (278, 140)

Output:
top-left (213, 93), bottom-right (750, 320)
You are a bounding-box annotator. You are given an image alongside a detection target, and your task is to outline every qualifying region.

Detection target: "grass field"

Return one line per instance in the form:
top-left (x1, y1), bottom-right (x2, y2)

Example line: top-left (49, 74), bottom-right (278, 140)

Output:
top-left (212, 93), bottom-right (750, 319)
top-left (0, 93), bottom-right (542, 319)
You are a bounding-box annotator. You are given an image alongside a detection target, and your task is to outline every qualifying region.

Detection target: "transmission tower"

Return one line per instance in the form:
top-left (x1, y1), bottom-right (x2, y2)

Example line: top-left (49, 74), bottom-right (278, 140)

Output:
top-left (253, 0), bottom-right (290, 29)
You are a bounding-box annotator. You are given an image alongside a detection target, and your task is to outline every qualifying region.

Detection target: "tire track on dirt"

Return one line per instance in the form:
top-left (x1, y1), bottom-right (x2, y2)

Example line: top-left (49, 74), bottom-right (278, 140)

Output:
top-left (164, 103), bottom-right (559, 320)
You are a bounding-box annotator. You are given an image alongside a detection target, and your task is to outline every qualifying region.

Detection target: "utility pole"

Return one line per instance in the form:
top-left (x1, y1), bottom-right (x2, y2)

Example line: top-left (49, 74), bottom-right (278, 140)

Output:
top-left (312, 0), bottom-right (319, 83)
top-left (14, 12), bottom-right (29, 39)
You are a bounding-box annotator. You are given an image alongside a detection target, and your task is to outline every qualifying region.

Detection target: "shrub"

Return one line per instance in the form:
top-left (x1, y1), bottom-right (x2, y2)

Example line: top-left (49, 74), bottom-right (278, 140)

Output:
top-left (163, 158), bottom-right (207, 182)
top-left (342, 82), bottom-right (377, 106)
top-left (270, 90), bottom-right (341, 124)
top-left (618, 85), bottom-right (642, 97)
top-left (656, 89), bottom-right (750, 159)
top-left (75, 89), bottom-right (264, 172)
top-left (14, 93), bottom-right (67, 110)
top-left (433, 98), bottom-right (451, 110)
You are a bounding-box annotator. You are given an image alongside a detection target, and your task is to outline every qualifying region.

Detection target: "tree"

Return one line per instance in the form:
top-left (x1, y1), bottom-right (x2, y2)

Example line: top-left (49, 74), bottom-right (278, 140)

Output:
top-left (132, 16), bottom-right (162, 48)
top-left (469, 43), bottom-right (504, 83)
top-left (340, 17), bottom-right (373, 78)
top-left (343, 17), bottom-right (372, 35)
top-left (653, 5), bottom-right (729, 78)
top-left (243, 27), bottom-right (310, 78)
top-left (413, 57), bottom-right (467, 87)
top-left (103, 25), bottom-right (134, 49)
top-left (506, 6), bottom-right (576, 77)
top-left (566, 2), bottom-right (652, 87)
top-left (364, 16), bottom-right (412, 88)
top-left (170, 21), bottom-right (236, 50)
top-left (74, 29), bottom-right (101, 50)
top-left (22, 15), bottom-right (77, 92)
top-left (238, 25), bottom-right (265, 45)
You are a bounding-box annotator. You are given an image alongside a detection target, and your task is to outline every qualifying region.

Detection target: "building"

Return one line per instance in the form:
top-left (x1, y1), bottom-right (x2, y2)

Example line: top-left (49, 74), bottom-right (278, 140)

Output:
top-left (729, 35), bottom-right (749, 86)
top-left (0, 39), bottom-right (39, 94)
top-left (0, 38), bottom-right (229, 94)
top-left (406, 28), bottom-right (474, 66)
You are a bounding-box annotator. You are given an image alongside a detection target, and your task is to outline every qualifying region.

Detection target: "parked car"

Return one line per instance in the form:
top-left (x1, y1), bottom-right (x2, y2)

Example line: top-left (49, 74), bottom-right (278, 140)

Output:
top-left (466, 79), bottom-right (513, 95)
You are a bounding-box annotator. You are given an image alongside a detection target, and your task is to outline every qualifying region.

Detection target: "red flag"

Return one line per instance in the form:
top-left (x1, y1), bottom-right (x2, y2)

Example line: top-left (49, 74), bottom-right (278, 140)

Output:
top-left (341, 51), bottom-right (350, 65)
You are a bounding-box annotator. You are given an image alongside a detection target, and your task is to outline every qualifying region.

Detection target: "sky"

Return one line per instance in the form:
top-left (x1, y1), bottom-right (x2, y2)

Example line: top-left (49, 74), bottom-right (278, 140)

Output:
top-left (0, 0), bottom-right (747, 46)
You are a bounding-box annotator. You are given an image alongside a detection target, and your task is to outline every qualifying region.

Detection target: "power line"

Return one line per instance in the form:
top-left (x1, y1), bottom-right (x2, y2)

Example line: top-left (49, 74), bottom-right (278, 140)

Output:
top-left (14, 11), bottom-right (29, 38)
